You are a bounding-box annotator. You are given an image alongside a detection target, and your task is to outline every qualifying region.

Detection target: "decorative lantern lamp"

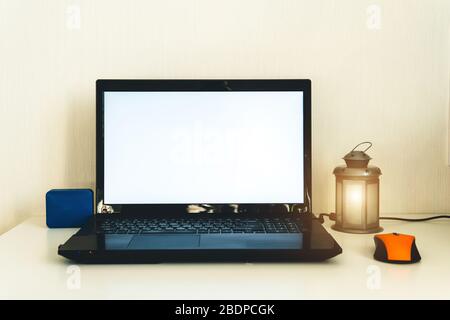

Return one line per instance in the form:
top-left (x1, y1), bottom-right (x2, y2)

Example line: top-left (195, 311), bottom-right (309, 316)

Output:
top-left (332, 142), bottom-right (383, 234)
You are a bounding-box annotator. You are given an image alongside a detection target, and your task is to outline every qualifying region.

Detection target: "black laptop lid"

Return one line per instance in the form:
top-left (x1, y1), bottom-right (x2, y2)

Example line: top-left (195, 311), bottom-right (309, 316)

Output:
top-left (96, 80), bottom-right (311, 217)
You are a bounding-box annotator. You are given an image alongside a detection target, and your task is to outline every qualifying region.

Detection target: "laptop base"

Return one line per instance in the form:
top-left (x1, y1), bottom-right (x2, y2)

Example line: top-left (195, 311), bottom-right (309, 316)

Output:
top-left (58, 214), bottom-right (342, 263)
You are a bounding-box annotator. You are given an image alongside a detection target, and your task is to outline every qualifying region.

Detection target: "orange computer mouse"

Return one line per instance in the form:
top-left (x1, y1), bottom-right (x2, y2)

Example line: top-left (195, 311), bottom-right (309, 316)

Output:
top-left (374, 233), bottom-right (421, 264)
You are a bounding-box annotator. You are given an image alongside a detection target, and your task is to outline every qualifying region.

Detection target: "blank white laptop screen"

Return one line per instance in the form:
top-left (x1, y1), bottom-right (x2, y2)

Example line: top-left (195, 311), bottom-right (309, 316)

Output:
top-left (104, 91), bottom-right (304, 204)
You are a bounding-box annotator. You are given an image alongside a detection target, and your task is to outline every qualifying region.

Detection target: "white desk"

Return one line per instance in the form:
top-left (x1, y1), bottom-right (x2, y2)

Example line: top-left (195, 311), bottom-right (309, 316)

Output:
top-left (0, 215), bottom-right (449, 299)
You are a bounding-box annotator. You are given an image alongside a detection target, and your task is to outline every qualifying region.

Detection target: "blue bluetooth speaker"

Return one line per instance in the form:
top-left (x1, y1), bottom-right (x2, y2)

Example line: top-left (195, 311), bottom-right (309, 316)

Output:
top-left (46, 189), bottom-right (94, 228)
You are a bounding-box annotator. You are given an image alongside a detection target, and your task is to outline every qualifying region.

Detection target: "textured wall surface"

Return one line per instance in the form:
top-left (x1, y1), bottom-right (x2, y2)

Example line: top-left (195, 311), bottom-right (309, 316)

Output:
top-left (0, 0), bottom-right (449, 234)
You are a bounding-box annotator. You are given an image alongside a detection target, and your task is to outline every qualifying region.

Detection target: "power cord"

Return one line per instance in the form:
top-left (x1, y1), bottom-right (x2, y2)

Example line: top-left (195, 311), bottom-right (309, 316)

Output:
top-left (316, 213), bottom-right (336, 224)
top-left (380, 215), bottom-right (450, 222)
top-left (314, 213), bottom-right (450, 224)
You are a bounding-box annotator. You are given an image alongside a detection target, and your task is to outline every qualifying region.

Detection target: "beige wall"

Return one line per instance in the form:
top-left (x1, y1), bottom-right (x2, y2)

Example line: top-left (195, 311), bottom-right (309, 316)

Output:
top-left (0, 0), bottom-right (449, 234)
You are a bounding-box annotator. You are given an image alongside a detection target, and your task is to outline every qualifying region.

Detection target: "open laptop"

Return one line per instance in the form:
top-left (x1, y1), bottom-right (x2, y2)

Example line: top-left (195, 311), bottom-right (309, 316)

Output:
top-left (58, 79), bottom-right (342, 263)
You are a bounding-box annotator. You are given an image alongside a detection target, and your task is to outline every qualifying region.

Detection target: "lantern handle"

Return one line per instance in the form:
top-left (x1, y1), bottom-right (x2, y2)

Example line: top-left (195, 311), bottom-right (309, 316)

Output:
top-left (351, 141), bottom-right (372, 153)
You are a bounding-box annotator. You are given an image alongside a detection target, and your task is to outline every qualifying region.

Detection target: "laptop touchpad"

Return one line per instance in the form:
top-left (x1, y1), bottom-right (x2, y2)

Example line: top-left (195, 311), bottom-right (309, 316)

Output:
top-left (128, 235), bottom-right (200, 250)
top-left (199, 234), bottom-right (302, 249)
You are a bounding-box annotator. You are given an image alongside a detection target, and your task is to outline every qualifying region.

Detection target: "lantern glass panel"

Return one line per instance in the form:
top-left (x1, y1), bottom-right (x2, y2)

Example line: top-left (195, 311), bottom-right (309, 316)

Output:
top-left (366, 182), bottom-right (379, 225)
top-left (336, 180), bottom-right (342, 224)
top-left (342, 180), bottom-right (365, 229)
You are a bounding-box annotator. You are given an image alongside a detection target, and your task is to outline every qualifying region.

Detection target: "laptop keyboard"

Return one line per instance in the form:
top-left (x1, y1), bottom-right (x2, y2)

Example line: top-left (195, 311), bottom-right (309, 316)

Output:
top-left (97, 217), bottom-right (303, 235)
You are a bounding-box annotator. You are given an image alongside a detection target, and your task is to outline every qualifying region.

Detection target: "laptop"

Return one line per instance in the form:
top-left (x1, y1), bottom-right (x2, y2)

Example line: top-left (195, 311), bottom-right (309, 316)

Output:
top-left (58, 79), bottom-right (342, 263)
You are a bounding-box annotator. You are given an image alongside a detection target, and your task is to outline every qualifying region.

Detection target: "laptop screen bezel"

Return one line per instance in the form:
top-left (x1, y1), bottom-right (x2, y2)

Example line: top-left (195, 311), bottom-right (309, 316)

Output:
top-left (96, 79), bottom-right (311, 216)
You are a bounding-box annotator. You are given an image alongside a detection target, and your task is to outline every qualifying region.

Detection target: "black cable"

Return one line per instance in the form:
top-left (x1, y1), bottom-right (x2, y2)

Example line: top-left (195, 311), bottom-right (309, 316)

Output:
top-left (314, 213), bottom-right (450, 224)
top-left (380, 215), bottom-right (450, 222)
top-left (315, 213), bottom-right (336, 223)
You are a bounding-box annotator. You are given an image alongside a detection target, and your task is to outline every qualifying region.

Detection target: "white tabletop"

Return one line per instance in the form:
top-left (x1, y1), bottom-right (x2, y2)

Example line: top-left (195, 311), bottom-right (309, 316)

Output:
top-left (0, 215), bottom-right (449, 300)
